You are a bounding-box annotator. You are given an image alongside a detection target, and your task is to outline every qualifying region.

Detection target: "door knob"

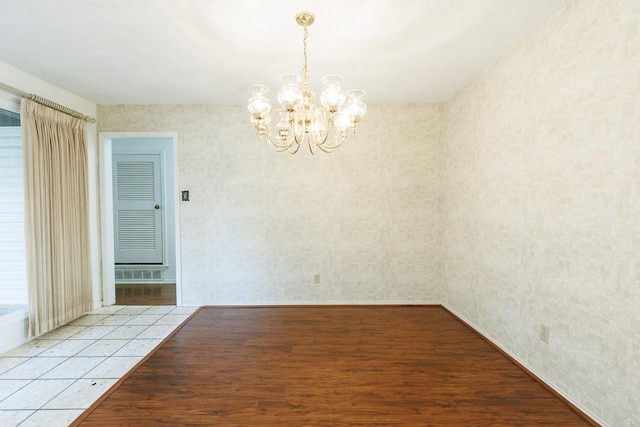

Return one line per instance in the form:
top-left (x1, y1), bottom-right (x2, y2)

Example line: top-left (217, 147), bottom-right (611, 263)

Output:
top-left (155, 205), bottom-right (160, 209)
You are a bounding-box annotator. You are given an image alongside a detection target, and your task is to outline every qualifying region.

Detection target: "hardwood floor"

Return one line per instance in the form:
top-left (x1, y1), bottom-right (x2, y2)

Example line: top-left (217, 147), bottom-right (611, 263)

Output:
top-left (73, 306), bottom-right (594, 426)
top-left (115, 283), bottom-right (176, 305)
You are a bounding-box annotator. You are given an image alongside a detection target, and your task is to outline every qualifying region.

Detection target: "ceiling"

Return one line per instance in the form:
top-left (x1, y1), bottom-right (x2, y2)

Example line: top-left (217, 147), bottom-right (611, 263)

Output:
top-left (1, 0), bottom-right (569, 105)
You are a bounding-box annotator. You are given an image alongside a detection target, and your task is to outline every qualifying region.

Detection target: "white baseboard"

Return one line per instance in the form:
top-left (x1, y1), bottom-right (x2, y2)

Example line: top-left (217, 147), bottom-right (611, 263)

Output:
top-left (198, 300), bottom-right (442, 307)
top-left (442, 303), bottom-right (606, 427)
top-left (0, 308), bottom-right (29, 355)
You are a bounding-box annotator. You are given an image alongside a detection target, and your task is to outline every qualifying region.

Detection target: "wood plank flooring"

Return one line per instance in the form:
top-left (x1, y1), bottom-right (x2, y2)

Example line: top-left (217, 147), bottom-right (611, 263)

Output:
top-left (73, 306), bottom-right (593, 426)
top-left (115, 283), bottom-right (176, 305)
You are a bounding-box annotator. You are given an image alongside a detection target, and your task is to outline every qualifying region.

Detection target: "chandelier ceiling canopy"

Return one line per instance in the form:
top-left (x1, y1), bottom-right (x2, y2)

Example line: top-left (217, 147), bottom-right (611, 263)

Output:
top-left (247, 11), bottom-right (367, 155)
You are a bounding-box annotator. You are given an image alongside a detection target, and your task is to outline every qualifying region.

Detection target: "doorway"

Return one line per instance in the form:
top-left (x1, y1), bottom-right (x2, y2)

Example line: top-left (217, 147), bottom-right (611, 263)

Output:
top-left (99, 132), bottom-right (180, 306)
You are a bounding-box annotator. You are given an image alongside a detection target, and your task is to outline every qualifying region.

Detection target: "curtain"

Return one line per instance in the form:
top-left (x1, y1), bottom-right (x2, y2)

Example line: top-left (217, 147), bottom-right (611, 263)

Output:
top-left (21, 98), bottom-right (92, 337)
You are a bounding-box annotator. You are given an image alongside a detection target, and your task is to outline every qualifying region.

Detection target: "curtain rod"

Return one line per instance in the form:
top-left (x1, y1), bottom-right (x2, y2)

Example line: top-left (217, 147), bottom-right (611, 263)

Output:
top-left (0, 82), bottom-right (97, 123)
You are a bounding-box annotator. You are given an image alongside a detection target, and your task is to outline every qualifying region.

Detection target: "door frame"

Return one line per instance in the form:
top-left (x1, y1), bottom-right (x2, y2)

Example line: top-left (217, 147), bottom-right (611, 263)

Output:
top-left (99, 131), bottom-right (181, 306)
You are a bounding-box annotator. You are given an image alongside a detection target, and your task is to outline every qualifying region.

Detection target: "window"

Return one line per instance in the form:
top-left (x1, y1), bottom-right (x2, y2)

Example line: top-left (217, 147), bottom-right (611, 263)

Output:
top-left (0, 94), bottom-right (27, 309)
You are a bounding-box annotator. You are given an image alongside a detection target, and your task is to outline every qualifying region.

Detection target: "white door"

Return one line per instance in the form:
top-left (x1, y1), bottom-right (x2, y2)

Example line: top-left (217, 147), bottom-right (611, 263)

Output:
top-left (113, 154), bottom-right (164, 264)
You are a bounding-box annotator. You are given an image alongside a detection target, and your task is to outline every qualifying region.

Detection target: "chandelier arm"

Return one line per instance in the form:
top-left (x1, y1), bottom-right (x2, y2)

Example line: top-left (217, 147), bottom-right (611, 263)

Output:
top-left (312, 127), bottom-right (331, 148)
top-left (315, 134), bottom-right (347, 153)
top-left (313, 120), bottom-right (337, 149)
top-left (316, 145), bottom-right (338, 153)
top-left (316, 141), bottom-right (342, 153)
top-left (288, 141), bottom-right (301, 154)
top-left (259, 127), bottom-right (296, 152)
top-left (292, 113), bottom-right (306, 146)
top-left (266, 139), bottom-right (295, 152)
top-left (293, 128), bottom-right (304, 146)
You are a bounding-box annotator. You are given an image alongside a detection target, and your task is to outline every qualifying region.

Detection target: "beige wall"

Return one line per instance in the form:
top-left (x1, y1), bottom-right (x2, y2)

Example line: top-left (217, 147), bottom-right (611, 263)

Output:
top-left (443, 1), bottom-right (640, 425)
top-left (97, 1), bottom-right (640, 424)
top-left (98, 103), bottom-right (444, 305)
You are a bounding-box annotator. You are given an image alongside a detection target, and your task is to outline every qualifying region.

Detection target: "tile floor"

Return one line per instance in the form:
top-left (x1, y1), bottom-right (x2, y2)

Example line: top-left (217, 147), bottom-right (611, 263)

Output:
top-left (0, 305), bottom-right (200, 427)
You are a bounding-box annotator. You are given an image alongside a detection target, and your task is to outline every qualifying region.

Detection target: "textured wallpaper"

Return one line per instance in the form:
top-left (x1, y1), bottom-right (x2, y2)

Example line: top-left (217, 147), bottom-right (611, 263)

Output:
top-left (96, 1), bottom-right (639, 424)
top-left (98, 103), bottom-right (444, 305)
top-left (443, 1), bottom-right (640, 426)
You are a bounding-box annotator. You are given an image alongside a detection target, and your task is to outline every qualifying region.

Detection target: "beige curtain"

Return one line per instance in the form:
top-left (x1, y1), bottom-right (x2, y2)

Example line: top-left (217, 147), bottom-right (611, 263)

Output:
top-left (21, 98), bottom-right (92, 337)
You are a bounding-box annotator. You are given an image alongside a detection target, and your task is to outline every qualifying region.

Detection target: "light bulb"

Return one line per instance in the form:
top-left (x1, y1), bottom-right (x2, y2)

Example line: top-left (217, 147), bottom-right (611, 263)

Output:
top-left (277, 74), bottom-right (303, 111)
top-left (345, 90), bottom-right (367, 122)
top-left (320, 75), bottom-right (346, 113)
top-left (247, 84), bottom-right (272, 116)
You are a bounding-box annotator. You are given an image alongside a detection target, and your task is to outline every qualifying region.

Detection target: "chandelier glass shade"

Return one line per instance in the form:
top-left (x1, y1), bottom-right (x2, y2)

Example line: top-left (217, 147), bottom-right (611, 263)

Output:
top-left (247, 12), bottom-right (366, 154)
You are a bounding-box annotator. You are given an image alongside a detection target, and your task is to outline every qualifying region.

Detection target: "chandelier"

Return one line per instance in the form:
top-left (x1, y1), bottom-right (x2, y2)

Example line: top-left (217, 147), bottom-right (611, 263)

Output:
top-left (247, 11), bottom-right (366, 154)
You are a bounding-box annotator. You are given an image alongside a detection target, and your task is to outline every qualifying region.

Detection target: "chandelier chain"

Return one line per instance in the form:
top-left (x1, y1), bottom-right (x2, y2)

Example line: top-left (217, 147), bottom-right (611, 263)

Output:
top-left (301, 25), bottom-right (309, 83)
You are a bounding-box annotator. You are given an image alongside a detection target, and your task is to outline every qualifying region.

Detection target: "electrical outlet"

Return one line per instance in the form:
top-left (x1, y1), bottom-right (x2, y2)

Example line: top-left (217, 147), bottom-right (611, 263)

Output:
top-left (314, 274), bottom-right (321, 284)
top-left (540, 324), bottom-right (550, 343)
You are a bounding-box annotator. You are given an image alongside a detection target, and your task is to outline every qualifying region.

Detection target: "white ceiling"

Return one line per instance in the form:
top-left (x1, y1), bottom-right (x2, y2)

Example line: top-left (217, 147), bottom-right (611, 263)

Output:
top-left (0, 0), bottom-right (569, 105)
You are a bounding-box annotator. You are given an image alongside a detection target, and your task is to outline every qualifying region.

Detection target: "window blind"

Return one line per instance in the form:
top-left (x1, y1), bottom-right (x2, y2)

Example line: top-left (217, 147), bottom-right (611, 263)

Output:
top-left (0, 126), bottom-right (27, 305)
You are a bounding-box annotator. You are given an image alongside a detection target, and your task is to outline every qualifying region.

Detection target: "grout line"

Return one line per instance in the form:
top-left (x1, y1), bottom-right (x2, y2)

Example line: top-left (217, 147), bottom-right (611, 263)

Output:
top-left (69, 306), bottom-right (203, 426)
top-left (0, 305), bottom-right (200, 425)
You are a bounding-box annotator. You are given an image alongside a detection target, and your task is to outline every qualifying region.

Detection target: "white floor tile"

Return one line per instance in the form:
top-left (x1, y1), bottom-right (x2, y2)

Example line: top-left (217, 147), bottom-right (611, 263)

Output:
top-left (38, 339), bottom-right (95, 357)
top-left (42, 378), bottom-right (117, 410)
top-left (169, 306), bottom-right (200, 315)
top-left (115, 306), bottom-right (151, 315)
top-left (94, 314), bottom-right (137, 326)
top-left (142, 306), bottom-right (175, 315)
top-left (83, 356), bottom-right (142, 379)
top-left (71, 325), bottom-right (118, 340)
top-left (0, 305), bottom-right (190, 423)
top-left (88, 305), bottom-right (125, 315)
top-left (125, 313), bottom-right (164, 326)
top-left (18, 409), bottom-right (84, 427)
top-left (0, 379), bottom-right (31, 401)
top-left (113, 339), bottom-right (162, 357)
top-left (0, 357), bottom-right (68, 380)
top-left (0, 379), bottom-right (74, 409)
top-left (0, 410), bottom-right (34, 426)
top-left (102, 325), bottom-right (148, 340)
top-left (0, 357), bottom-right (28, 375)
top-left (39, 326), bottom-right (87, 341)
top-left (40, 357), bottom-right (106, 379)
top-left (136, 324), bottom-right (176, 339)
top-left (2, 340), bottom-right (62, 357)
top-left (155, 314), bottom-right (191, 325)
top-left (75, 339), bottom-right (130, 357)
top-left (67, 314), bottom-right (109, 326)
